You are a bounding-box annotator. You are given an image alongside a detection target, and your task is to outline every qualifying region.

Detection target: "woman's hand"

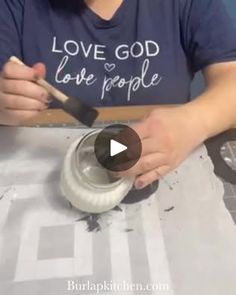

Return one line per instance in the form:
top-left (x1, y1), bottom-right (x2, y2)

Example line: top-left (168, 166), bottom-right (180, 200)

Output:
top-left (0, 60), bottom-right (49, 125)
top-left (120, 106), bottom-right (208, 189)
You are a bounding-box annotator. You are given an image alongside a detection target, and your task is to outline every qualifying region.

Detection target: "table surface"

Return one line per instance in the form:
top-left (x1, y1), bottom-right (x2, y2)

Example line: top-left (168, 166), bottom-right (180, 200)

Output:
top-left (22, 108), bottom-right (236, 226)
top-left (20, 106), bottom-right (236, 219)
top-left (221, 142), bottom-right (236, 223)
top-left (0, 117), bottom-right (236, 294)
top-left (20, 105), bottom-right (236, 223)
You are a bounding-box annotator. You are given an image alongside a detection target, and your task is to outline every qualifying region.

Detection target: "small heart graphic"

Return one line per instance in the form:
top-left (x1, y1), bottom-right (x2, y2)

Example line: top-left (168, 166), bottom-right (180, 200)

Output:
top-left (104, 63), bottom-right (116, 72)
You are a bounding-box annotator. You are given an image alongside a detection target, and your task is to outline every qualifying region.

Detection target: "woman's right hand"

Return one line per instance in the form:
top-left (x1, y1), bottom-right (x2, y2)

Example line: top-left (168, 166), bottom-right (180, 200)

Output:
top-left (0, 60), bottom-right (49, 126)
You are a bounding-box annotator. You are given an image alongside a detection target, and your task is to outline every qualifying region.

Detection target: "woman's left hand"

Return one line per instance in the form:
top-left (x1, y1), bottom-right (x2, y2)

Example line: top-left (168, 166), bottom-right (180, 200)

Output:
top-left (119, 106), bottom-right (208, 189)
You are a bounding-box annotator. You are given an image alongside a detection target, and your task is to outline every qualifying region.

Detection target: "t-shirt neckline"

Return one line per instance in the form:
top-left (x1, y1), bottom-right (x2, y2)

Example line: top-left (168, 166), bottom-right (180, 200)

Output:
top-left (82, 0), bottom-right (128, 29)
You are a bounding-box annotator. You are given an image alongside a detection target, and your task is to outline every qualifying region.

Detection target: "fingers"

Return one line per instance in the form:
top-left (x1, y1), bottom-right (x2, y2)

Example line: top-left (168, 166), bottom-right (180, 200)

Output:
top-left (119, 152), bottom-right (167, 178)
top-left (0, 60), bottom-right (48, 126)
top-left (2, 61), bottom-right (39, 81)
top-left (0, 109), bottom-right (41, 126)
top-left (2, 61), bottom-right (46, 80)
top-left (0, 61), bottom-right (48, 103)
top-left (134, 165), bottom-right (170, 189)
top-left (131, 121), bottom-right (149, 140)
top-left (127, 138), bottom-right (166, 160)
top-left (0, 94), bottom-right (48, 111)
top-left (0, 79), bottom-right (49, 103)
top-left (33, 63), bottom-right (47, 79)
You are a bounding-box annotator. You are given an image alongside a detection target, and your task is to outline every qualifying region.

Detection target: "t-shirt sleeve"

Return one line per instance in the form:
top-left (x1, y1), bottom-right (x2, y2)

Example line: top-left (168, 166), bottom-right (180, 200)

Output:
top-left (0, 0), bottom-right (23, 70)
top-left (180, 0), bottom-right (236, 73)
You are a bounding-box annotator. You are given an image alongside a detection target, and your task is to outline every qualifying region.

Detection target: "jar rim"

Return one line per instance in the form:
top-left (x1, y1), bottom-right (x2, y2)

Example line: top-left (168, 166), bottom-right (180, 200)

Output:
top-left (75, 129), bottom-right (124, 190)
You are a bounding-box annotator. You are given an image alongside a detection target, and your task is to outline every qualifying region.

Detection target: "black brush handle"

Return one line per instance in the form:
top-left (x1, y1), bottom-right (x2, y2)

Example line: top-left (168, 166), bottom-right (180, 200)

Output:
top-left (205, 129), bottom-right (236, 184)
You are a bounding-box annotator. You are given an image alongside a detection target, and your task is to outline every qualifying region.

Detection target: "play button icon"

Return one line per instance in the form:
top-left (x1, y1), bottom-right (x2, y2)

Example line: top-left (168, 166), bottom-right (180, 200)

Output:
top-left (110, 140), bottom-right (127, 157)
top-left (94, 124), bottom-right (142, 172)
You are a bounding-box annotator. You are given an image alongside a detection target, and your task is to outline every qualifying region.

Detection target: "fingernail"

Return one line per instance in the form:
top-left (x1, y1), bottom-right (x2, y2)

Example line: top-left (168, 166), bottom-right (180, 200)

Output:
top-left (46, 94), bottom-right (53, 103)
top-left (41, 93), bottom-right (51, 103)
top-left (135, 180), bottom-right (145, 190)
top-left (41, 103), bottom-right (49, 110)
top-left (34, 73), bottom-right (40, 80)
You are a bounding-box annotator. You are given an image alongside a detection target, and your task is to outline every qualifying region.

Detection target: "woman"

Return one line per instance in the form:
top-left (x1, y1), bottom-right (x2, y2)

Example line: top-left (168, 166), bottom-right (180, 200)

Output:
top-left (0, 0), bottom-right (236, 189)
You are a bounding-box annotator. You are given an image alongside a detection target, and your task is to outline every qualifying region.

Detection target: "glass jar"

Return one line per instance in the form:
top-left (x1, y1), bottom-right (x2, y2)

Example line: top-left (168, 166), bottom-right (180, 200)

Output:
top-left (60, 129), bottom-right (134, 213)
